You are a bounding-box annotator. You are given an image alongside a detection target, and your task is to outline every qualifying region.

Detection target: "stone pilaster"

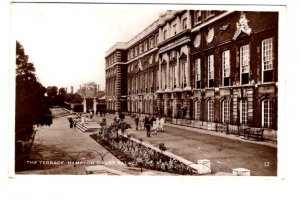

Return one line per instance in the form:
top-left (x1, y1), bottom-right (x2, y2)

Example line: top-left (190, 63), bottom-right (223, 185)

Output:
top-left (83, 97), bottom-right (87, 113)
top-left (93, 98), bottom-right (97, 114)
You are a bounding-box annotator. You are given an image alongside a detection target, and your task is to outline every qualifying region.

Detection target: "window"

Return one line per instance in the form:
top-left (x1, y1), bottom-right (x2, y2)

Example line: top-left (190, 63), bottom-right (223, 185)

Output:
top-left (171, 64), bottom-right (176, 89)
top-left (156, 69), bottom-right (159, 90)
top-left (206, 11), bottom-right (215, 19)
top-left (240, 44), bottom-right (250, 85)
top-left (240, 99), bottom-right (247, 125)
top-left (182, 18), bottom-right (187, 30)
top-left (135, 76), bottom-right (138, 93)
top-left (181, 61), bottom-right (187, 88)
top-left (222, 100), bottom-right (230, 123)
top-left (163, 30), bottom-right (167, 40)
top-left (208, 100), bottom-right (214, 122)
top-left (194, 100), bottom-right (201, 120)
top-left (155, 34), bottom-right (159, 45)
top-left (135, 47), bottom-right (138, 57)
top-left (222, 50), bottom-right (230, 86)
top-left (145, 73), bottom-right (148, 93)
top-left (139, 44), bottom-right (143, 54)
top-left (131, 49), bottom-right (134, 58)
top-left (149, 38), bottom-right (153, 49)
top-left (262, 99), bottom-right (273, 128)
top-left (195, 11), bottom-right (202, 23)
top-left (173, 23), bottom-right (177, 35)
top-left (144, 41), bottom-right (148, 52)
top-left (162, 64), bottom-right (167, 89)
top-left (208, 55), bottom-right (214, 88)
top-left (195, 58), bottom-right (201, 88)
top-left (262, 38), bottom-right (274, 83)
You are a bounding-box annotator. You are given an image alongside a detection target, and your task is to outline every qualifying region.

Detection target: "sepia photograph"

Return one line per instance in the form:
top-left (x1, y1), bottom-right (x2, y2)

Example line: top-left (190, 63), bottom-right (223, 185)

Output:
top-left (10, 2), bottom-right (283, 178)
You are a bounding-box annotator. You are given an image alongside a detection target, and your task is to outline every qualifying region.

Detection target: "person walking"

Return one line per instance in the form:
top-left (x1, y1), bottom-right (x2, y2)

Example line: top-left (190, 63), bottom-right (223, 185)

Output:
top-left (134, 115), bottom-right (139, 131)
top-left (160, 116), bottom-right (165, 132)
top-left (139, 115), bottom-right (144, 130)
top-left (144, 115), bottom-right (151, 137)
top-left (68, 117), bottom-right (74, 128)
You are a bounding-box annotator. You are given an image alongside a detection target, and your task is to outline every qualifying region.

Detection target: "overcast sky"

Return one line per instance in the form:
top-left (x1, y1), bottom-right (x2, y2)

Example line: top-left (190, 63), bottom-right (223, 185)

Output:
top-left (11, 3), bottom-right (164, 92)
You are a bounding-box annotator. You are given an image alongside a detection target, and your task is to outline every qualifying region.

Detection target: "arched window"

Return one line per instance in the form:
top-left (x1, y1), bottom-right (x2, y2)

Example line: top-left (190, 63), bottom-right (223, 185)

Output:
top-left (208, 100), bottom-right (214, 122)
top-left (262, 99), bottom-right (273, 128)
top-left (194, 100), bottom-right (201, 120)
top-left (222, 100), bottom-right (230, 123)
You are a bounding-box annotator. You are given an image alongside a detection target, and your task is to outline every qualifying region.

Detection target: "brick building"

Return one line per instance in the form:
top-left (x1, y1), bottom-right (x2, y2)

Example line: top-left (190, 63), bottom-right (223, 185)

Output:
top-left (105, 10), bottom-right (278, 139)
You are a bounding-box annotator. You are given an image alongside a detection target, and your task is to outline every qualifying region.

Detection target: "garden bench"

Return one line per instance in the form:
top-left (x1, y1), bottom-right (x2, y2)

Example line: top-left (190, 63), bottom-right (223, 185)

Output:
top-left (243, 128), bottom-right (265, 141)
top-left (236, 125), bottom-right (251, 136)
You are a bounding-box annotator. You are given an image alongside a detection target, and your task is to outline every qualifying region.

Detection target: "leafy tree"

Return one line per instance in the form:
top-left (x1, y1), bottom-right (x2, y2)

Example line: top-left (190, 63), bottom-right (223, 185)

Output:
top-left (46, 86), bottom-right (58, 107)
top-left (15, 41), bottom-right (52, 143)
top-left (65, 93), bottom-right (83, 103)
top-left (57, 87), bottom-right (67, 106)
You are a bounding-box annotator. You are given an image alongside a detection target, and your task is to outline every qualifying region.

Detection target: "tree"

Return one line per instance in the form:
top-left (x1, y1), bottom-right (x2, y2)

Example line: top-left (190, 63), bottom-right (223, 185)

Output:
top-left (46, 86), bottom-right (58, 107)
top-left (57, 87), bottom-right (67, 106)
top-left (15, 41), bottom-right (52, 143)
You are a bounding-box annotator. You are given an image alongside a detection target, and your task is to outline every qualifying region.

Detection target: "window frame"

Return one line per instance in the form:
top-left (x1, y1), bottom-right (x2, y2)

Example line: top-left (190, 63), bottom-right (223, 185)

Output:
top-left (222, 50), bottom-right (231, 86)
top-left (222, 100), bottom-right (230, 123)
top-left (240, 44), bottom-right (250, 85)
top-left (240, 99), bottom-right (248, 125)
top-left (195, 58), bottom-right (201, 89)
top-left (181, 61), bottom-right (187, 88)
top-left (262, 37), bottom-right (274, 83)
top-left (262, 99), bottom-right (273, 128)
top-left (208, 55), bottom-right (214, 88)
top-left (208, 100), bottom-right (214, 122)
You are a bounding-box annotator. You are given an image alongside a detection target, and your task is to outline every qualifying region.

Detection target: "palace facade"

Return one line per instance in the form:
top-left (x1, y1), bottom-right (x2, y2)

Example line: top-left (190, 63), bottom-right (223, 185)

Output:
top-left (105, 10), bottom-right (278, 139)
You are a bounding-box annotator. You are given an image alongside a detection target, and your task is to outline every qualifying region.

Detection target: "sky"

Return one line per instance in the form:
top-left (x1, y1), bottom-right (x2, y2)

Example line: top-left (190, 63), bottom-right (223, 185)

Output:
top-left (11, 3), bottom-right (164, 92)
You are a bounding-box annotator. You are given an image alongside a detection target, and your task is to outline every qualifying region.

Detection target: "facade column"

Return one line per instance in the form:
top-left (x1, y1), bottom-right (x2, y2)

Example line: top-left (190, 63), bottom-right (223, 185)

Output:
top-left (166, 53), bottom-right (170, 90)
top-left (159, 27), bottom-right (162, 44)
top-left (83, 97), bottom-right (87, 113)
top-left (185, 47), bottom-right (192, 91)
top-left (158, 57), bottom-right (162, 91)
top-left (93, 97), bottom-right (97, 114)
top-left (175, 50), bottom-right (180, 91)
top-left (183, 93), bottom-right (191, 119)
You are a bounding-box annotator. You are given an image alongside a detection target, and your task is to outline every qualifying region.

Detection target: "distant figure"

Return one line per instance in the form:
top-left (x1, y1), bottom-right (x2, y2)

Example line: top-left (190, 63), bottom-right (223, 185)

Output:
top-left (152, 118), bottom-right (158, 135)
top-left (134, 115), bottom-right (139, 131)
top-left (144, 116), bottom-right (151, 137)
top-left (150, 116), bottom-right (156, 128)
top-left (73, 119), bottom-right (77, 129)
top-left (90, 111), bottom-right (93, 119)
top-left (68, 117), bottom-right (74, 128)
top-left (160, 117), bottom-right (165, 132)
top-left (139, 116), bottom-right (145, 130)
top-left (155, 117), bottom-right (160, 132)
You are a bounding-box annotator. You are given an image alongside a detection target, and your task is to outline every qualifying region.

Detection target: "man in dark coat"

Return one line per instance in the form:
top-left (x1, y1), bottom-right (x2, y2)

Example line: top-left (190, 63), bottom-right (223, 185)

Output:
top-left (144, 116), bottom-right (151, 137)
top-left (134, 115), bottom-right (139, 131)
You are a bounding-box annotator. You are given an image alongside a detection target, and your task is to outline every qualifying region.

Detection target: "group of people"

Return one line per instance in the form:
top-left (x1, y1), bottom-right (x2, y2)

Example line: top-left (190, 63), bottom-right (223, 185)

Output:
top-left (134, 115), bottom-right (165, 137)
top-left (68, 117), bottom-right (78, 128)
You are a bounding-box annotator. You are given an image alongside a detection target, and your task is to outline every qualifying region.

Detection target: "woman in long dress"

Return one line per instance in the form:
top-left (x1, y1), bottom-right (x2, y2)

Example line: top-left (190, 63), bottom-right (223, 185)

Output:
top-left (160, 117), bottom-right (165, 132)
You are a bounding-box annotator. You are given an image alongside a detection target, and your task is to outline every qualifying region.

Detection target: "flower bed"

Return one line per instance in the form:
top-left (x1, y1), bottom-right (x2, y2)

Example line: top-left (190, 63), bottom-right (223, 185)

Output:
top-left (90, 121), bottom-right (197, 175)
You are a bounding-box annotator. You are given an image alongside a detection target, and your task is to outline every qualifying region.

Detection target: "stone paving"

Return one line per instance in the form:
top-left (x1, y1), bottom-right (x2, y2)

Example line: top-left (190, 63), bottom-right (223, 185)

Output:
top-left (93, 113), bottom-right (277, 176)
